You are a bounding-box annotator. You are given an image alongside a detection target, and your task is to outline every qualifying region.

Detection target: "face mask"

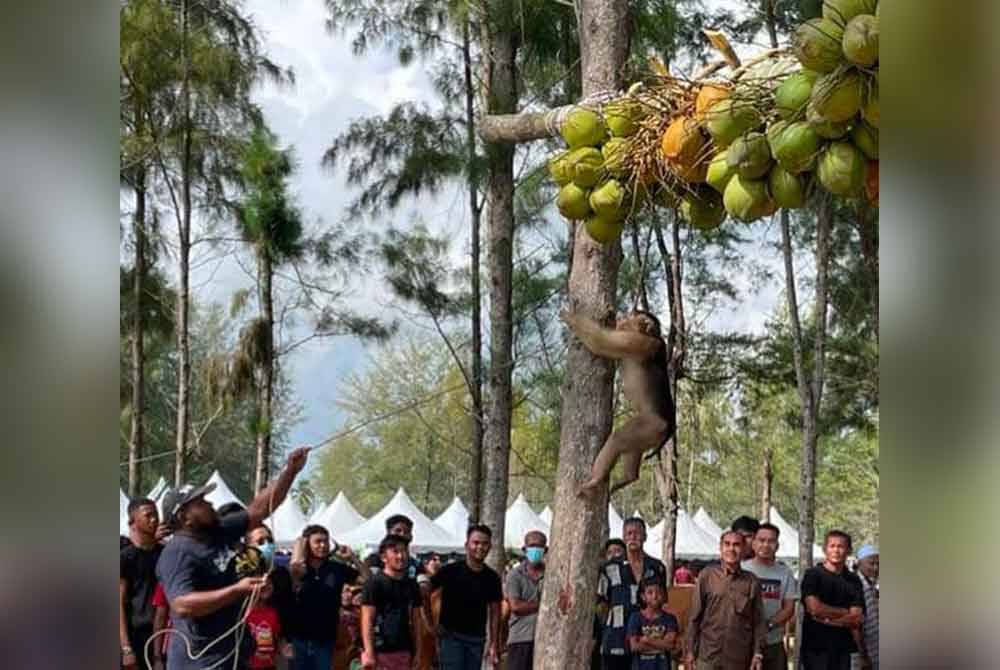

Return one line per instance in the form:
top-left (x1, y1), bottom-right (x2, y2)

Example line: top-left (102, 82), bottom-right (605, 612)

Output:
top-left (525, 546), bottom-right (545, 565)
top-left (257, 541), bottom-right (275, 564)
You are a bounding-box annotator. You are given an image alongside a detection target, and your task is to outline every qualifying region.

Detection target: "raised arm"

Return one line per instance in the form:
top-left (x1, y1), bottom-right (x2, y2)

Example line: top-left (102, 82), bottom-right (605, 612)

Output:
top-left (245, 447), bottom-right (309, 527)
top-left (560, 310), bottom-right (661, 361)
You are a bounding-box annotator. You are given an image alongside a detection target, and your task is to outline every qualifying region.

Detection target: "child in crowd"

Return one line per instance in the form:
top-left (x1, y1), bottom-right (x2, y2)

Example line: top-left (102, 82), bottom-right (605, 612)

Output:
top-left (246, 578), bottom-right (290, 670)
top-left (626, 579), bottom-right (679, 670)
top-left (335, 585), bottom-right (363, 669)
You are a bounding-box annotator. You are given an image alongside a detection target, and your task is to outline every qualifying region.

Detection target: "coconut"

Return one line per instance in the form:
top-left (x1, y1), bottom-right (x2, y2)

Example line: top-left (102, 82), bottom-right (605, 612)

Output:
top-left (770, 121), bottom-right (823, 173)
top-left (680, 188), bottom-right (726, 230)
top-left (809, 115), bottom-right (852, 139)
top-left (548, 152), bottom-right (573, 185)
top-left (817, 141), bottom-right (866, 195)
top-left (862, 84), bottom-right (879, 127)
top-left (556, 183), bottom-right (592, 220)
top-left (584, 213), bottom-right (625, 244)
top-left (823, 0), bottom-right (877, 26)
top-left (842, 14), bottom-right (878, 66)
top-left (569, 147), bottom-right (605, 188)
top-left (810, 70), bottom-right (863, 123)
top-left (727, 132), bottom-right (772, 180)
top-left (695, 83), bottom-right (731, 119)
top-left (604, 99), bottom-right (642, 138)
top-left (851, 122), bottom-right (878, 159)
top-left (706, 150), bottom-right (736, 193)
top-left (775, 70), bottom-right (819, 120)
top-left (723, 175), bottom-right (772, 222)
top-left (602, 138), bottom-right (629, 177)
top-left (705, 98), bottom-right (763, 148)
top-left (589, 180), bottom-right (627, 221)
top-left (794, 18), bottom-right (845, 73)
top-left (769, 166), bottom-right (807, 208)
top-left (560, 108), bottom-right (608, 148)
top-left (661, 116), bottom-right (706, 167)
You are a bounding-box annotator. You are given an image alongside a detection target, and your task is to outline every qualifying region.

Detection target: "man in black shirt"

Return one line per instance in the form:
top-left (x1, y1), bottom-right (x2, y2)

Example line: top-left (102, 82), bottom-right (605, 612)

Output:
top-left (800, 530), bottom-right (866, 670)
top-left (120, 497), bottom-right (162, 669)
top-left (361, 535), bottom-right (423, 669)
top-left (156, 447), bottom-right (309, 670)
top-left (425, 524), bottom-right (502, 669)
top-left (364, 514), bottom-right (424, 579)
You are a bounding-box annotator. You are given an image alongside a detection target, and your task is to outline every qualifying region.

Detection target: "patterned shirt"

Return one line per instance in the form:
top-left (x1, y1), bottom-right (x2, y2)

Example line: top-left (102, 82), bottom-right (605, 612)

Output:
top-left (860, 573), bottom-right (878, 668)
top-left (597, 554), bottom-right (667, 656)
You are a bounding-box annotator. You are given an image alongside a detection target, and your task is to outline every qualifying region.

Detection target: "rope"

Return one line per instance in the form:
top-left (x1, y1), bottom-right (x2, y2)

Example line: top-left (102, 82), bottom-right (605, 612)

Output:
top-left (542, 88), bottom-right (624, 138)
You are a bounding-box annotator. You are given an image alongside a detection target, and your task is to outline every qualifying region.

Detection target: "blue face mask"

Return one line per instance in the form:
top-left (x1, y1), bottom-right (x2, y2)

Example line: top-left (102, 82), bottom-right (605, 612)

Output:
top-left (525, 546), bottom-right (545, 565)
top-left (257, 541), bottom-right (275, 565)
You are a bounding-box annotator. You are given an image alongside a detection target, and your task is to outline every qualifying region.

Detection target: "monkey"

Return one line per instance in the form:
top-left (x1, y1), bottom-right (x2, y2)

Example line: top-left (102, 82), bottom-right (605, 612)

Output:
top-left (559, 308), bottom-right (675, 499)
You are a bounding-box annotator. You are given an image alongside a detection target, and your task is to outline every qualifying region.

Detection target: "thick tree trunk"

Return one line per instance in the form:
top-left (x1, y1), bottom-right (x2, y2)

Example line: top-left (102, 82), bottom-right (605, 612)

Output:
top-left (174, 0), bottom-right (192, 487)
top-left (534, 2), bottom-right (630, 668)
top-left (463, 19), bottom-right (485, 523)
top-left (128, 166), bottom-right (146, 497)
top-left (254, 252), bottom-right (274, 493)
top-left (480, 6), bottom-right (518, 570)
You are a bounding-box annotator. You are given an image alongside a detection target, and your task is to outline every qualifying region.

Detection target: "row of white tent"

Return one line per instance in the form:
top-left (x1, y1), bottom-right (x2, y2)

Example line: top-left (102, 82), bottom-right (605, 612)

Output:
top-left (121, 472), bottom-right (821, 559)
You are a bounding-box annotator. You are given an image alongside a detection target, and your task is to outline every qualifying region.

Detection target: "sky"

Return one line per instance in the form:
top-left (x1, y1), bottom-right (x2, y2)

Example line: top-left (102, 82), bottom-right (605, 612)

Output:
top-left (182, 0), bottom-right (795, 467)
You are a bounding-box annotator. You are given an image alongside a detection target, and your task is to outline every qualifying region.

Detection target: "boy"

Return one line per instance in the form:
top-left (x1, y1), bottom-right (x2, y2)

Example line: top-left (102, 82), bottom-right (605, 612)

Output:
top-left (626, 579), bottom-right (679, 670)
top-left (361, 535), bottom-right (422, 670)
top-left (246, 579), bottom-right (290, 670)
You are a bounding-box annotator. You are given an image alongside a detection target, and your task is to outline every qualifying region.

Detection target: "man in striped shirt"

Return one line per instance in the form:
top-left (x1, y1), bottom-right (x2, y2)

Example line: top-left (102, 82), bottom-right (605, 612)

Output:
top-left (855, 545), bottom-right (879, 670)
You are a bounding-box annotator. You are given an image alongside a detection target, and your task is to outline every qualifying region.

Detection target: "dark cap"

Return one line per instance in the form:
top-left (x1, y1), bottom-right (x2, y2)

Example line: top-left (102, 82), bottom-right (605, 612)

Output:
top-left (161, 483), bottom-right (216, 526)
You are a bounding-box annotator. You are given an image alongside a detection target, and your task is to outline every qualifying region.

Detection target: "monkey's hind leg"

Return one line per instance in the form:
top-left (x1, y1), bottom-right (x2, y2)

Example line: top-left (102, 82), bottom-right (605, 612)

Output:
top-left (578, 416), bottom-right (665, 499)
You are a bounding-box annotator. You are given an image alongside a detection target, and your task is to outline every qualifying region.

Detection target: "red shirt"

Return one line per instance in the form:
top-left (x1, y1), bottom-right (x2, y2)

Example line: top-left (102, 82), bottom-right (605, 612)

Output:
top-left (673, 566), bottom-right (694, 584)
top-left (247, 605), bottom-right (282, 669)
top-left (151, 583), bottom-right (170, 656)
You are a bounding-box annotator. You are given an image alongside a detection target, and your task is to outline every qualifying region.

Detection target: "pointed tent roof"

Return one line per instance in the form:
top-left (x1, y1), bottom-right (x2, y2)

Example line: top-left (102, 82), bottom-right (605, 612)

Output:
top-left (504, 494), bottom-right (550, 550)
top-left (309, 492), bottom-right (367, 537)
top-left (631, 510), bottom-right (643, 520)
top-left (608, 504), bottom-right (624, 538)
top-left (266, 496), bottom-right (309, 545)
top-left (120, 489), bottom-right (130, 536)
top-left (203, 470), bottom-right (244, 509)
top-left (643, 509), bottom-right (719, 559)
top-left (766, 506), bottom-right (824, 560)
top-left (147, 476), bottom-right (168, 501)
top-left (693, 507), bottom-right (723, 539)
top-left (338, 488), bottom-right (462, 552)
top-left (538, 506), bottom-right (553, 526)
top-left (433, 497), bottom-right (470, 544)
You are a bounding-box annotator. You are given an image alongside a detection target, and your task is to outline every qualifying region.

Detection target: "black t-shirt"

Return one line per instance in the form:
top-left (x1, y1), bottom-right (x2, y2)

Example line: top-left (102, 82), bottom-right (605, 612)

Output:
top-left (290, 559), bottom-right (360, 641)
top-left (800, 565), bottom-right (865, 654)
top-left (120, 541), bottom-right (163, 633)
top-left (430, 560), bottom-right (502, 638)
top-left (361, 571), bottom-right (422, 653)
top-left (156, 510), bottom-right (250, 670)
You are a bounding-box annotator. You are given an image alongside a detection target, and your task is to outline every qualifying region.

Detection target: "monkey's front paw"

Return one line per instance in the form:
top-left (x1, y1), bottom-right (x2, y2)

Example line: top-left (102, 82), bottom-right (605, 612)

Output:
top-left (577, 479), bottom-right (600, 499)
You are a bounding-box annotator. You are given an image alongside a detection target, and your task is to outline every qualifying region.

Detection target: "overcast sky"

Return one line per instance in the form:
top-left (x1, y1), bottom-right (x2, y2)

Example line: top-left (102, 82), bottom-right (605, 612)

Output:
top-left (185, 0), bottom-right (790, 464)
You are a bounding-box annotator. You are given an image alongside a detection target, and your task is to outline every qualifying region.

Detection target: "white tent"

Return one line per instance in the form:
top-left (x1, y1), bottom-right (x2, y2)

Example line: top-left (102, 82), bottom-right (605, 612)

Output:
top-left (608, 504), bottom-right (624, 538)
top-left (265, 496), bottom-right (309, 545)
top-left (338, 488), bottom-right (462, 552)
top-left (538, 506), bottom-right (553, 526)
top-left (309, 492), bottom-right (367, 538)
top-left (120, 489), bottom-right (130, 536)
top-left (693, 507), bottom-right (723, 539)
top-left (765, 506), bottom-right (824, 561)
top-left (644, 509), bottom-right (719, 559)
top-left (504, 494), bottom-right (550, 549)
top-left (147, 476), bottom-right (168, 501)
top-left (203, 470), bottom-right (244, 509)
top-left (434, 497), bottom-right (470, 544)
top-left (631, 509), bottom-right (643, 520)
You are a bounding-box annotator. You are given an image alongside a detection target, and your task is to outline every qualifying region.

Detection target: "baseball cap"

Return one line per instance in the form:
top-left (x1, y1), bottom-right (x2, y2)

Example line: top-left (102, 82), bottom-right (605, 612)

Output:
top-left (856, 544), bottom-right (878, 560)
top-left (161, 482), bottom-right (216, 526)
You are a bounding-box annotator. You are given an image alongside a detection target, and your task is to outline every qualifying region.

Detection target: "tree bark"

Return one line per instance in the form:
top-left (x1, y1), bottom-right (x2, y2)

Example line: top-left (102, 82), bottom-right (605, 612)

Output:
top-left (533, 2), bottom-right (630, 667)
top-left (174, 0), bottom-right (192, 486)
top-left (128, 162), bottom-right (146, 498)
top-left (463, 18), bottom-right (485, 523)
top-left (760, 448), bottom-right (772, 522)
top-left (480, 5), bottom-right (518, 570)
top-left (254, 251), bottom-right (274, 493)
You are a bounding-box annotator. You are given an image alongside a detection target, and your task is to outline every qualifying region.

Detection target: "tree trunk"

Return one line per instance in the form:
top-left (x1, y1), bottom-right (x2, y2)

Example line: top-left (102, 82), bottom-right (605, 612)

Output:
top-left (534, 2), bottom-right (630, 667)
top-left (760, 448), bottom-right (772, 522)
top-left (856, 201), bottom-right (878, 340)
top-left (254, 251), bottom-right (274, 493)
top-left (128, 164), bottom-right (146, 498)
top-left (463, 18), bottom-right (485, 523)
top-left (480, 5), bottom-right (518, 570)
top-left (174, 0), bottom-right (192, 487)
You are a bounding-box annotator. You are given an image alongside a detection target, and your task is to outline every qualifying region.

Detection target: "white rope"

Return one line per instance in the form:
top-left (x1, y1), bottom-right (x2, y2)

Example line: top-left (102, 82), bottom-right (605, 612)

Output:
top-left (543, 88), bottom-right (624, 138)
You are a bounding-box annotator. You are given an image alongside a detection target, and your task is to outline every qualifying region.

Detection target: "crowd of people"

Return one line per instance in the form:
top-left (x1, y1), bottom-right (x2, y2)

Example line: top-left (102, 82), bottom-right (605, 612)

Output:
top-left (121, 453), bottom-right (878, 670)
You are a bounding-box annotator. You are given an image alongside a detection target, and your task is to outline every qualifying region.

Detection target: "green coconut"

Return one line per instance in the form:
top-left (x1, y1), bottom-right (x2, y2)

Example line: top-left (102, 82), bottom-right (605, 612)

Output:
top-left (810, 70), bottom-right (863, 123)
top-left (556, 182), bottom-right (592, 220)
top-left (706, 150), bottom-right (736, 193)
top-left (584, 213), bottom-right (625, 244)
top-left (548, 152), bottom-right (573, 186)
top-left (817, 141), bottom-right (866, 195)
top-left (823, 0), bottom-right (877, 26)
top-left (793, 18), bottom-right (845, 74)
top-left (770, 121), bottom-right (823, 174)
top-left (589, 180), bottom-right (627, 221)
top-left (604, 100), bottom-right (642, 138)
top-left (705, 98), bottom-right (763, 148)
top-left (862, 84), bottom-right (879, 128)
top-left (601, 138), bottom-right (629, 177)
top-left (842, 14), bottom-right (878, 66)
top-left (680, 188), bottom-right (726, 231)
top-left (560, 108), bottom-right (608, 149)
top-left (769, 166), bottom-right (807, 209)
top-left (727, 132), bottom-right (772, 180)
top-left (851, 122), bottom-right (878, 159)
top-left (723, 175), bottom-right (772, 223)
top-left (775, 70), bottom-right (819, 120)
top-left (569, 147), bottom-right (605, 188)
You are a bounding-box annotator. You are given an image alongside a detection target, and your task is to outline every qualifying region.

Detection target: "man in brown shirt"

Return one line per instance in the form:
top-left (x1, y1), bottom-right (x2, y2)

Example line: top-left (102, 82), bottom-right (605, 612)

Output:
top-left (684, 531), bottom-right (766, 670)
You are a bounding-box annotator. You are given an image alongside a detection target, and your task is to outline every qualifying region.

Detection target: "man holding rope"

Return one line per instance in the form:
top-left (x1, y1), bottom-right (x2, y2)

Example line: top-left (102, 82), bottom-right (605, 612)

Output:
top-left (155, 447), bottom-right (310, 669)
